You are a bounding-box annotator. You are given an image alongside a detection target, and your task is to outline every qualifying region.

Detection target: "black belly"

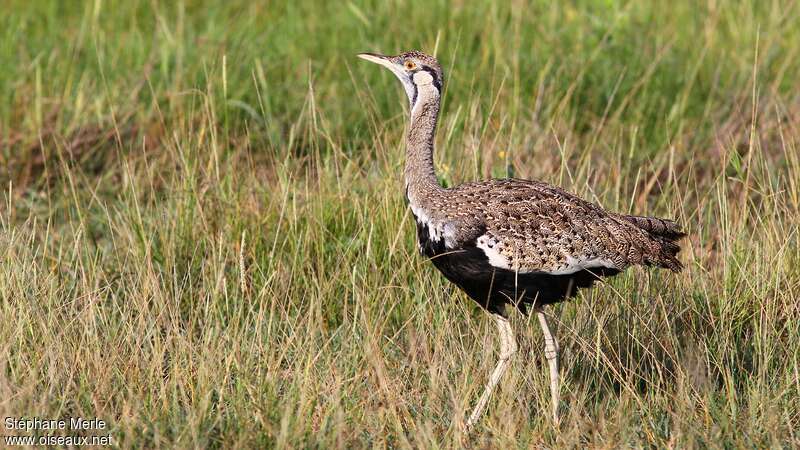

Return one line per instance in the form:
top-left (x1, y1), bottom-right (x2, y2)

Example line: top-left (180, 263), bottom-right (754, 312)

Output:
top-left (416, 221), bottom-right (620, 315)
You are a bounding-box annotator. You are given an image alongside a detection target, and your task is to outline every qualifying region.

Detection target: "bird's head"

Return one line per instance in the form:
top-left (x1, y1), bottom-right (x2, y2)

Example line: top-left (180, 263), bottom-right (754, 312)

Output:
top-left (357, 51), bottom-right (443, 111)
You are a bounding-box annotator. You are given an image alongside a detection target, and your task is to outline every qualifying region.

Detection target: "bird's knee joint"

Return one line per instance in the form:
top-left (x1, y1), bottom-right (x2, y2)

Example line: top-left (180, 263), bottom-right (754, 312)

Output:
top-left (543, 342), bottom-right (558, 360)
top-left (500, 343), bottom-right (518, 360)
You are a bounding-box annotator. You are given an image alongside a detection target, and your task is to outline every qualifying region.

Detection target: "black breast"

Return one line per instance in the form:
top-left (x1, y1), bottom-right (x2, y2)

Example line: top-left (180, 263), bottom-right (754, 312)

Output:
top-left (414, 218), bottom-right (620, 315)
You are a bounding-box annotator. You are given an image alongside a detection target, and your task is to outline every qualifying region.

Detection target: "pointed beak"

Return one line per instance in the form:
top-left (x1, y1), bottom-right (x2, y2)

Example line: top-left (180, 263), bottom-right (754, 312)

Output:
top-left (357, 52), bottom-right (416, 108)
top-left (357, 52), bottom-right (395, 71)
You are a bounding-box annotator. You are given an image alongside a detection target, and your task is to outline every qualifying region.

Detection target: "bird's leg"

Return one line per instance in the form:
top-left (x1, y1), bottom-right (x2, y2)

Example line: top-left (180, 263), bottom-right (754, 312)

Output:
top-left (465, 314), bottom-right (517, 431)
top-left (536, 308), bottom-right (560, 425)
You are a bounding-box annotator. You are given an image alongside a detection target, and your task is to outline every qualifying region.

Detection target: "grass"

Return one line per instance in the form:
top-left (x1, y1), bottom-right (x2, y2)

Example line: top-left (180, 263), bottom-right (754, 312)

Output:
top-left (1, 0), bottom-right (799, 447)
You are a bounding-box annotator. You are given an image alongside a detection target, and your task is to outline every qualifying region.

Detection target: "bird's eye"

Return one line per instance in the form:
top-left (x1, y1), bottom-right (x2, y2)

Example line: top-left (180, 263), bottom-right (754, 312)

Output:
top-left (404, 60), bottom-right (417, 70)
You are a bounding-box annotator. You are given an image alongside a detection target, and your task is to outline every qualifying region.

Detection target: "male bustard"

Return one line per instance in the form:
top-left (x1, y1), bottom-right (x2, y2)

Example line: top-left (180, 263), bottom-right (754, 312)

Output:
top-left (357, 51), bottom-right (685, 430)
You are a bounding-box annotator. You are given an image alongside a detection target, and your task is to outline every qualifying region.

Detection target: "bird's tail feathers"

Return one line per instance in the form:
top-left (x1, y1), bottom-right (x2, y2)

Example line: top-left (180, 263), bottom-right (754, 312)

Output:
top-left (622, 214), bottom-right (686, 272)
top-left (622, 214), bottom-right (686, 240)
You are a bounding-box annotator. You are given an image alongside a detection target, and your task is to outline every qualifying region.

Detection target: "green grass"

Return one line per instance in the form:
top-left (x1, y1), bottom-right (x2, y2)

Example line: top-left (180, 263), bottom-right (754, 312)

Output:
top-left (2, 0), bottom-right (799, 447)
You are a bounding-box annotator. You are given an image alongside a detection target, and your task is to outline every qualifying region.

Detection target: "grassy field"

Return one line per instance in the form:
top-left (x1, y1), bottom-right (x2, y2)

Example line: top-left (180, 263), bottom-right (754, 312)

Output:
top-left (2, 0), bottom-right (799, 447)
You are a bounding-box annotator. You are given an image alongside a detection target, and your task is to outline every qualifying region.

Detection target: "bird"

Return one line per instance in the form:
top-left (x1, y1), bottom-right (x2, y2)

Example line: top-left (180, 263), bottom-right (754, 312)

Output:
top-left (357, 50), bottom-right (685, 431)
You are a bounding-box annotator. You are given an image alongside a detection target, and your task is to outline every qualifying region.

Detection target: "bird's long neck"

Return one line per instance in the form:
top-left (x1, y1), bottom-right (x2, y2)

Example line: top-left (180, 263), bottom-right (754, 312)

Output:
top-left (404, 84), bottom-right (442, 195)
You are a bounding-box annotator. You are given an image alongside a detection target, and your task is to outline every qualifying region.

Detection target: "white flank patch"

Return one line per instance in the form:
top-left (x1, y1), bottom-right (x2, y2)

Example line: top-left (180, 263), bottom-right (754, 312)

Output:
top-left (442, 223), bottom-right (457, 248)
top-left (546, 255), bottom-right (618, 275)
top-left (410, 204), bottom-right (457, 249)
top-left (475, 235), bottom-right (511, 269)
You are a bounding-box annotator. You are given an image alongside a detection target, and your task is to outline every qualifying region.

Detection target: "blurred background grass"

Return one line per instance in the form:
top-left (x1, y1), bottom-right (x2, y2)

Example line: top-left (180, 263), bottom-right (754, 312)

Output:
top-left (1, 0), bottom-right (799, 448)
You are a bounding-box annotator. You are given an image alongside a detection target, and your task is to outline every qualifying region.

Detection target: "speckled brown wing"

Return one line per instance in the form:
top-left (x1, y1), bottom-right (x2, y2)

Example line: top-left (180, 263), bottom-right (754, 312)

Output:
top-left (440, 178), bottom-right (683, 274)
